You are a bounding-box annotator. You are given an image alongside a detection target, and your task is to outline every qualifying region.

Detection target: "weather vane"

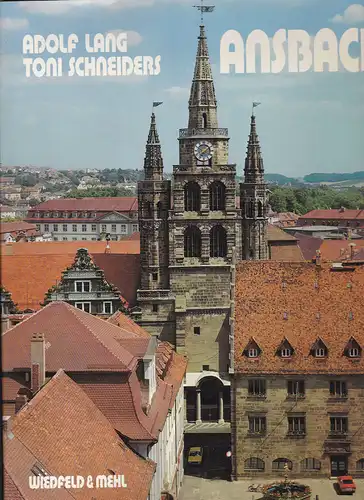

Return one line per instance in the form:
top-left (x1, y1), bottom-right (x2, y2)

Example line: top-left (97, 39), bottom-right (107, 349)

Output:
top-left (193, 0), bottom-right (215, 25)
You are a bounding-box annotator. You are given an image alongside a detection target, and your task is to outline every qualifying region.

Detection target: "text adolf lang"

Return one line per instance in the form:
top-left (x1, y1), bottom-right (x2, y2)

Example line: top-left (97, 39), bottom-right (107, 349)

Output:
top-left (22, 33), bottom-right (161, 77)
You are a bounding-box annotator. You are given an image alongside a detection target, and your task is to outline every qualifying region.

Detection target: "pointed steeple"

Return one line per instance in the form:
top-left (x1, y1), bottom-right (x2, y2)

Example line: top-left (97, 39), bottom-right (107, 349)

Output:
top-left (244, 114), bottom-right (265, 184)
top-left (188, 24), bottom-right (218, 130)
top-left (144, 112), bottom-right (164, 181)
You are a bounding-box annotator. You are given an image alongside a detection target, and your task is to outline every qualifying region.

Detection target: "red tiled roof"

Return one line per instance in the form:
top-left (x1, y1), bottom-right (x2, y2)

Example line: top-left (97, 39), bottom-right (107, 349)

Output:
top-left (299, 209), bottom-right (364, 220)
top-left (270, 245), bottom-right (305, 262)
top-left (2, 302), bottom-right (139, 372)
top-left (29, 197), bottom-right (138, 212)
top-left (1, 240), bottom-right (140, 255)
top-left (4, 370), bottom-right (155, 500)
top-left (0, 222), bottom-right (36, 234)
top-left (2, 376), bottom-right (29, 401)
top-left (318, 239), bottom-right (364, 261)
top-left (108, 311), bottom-right (150, 338)
top-left (4, 470), bottom-right (26, 500)
top-left (294, 233), bottom-right (323, 260)
top-left (267, 224), bottom-right (297, 242)
top-left (0, 251), bottom-right (140, 310)
top-left (234, 261), bottom-right (364, 374)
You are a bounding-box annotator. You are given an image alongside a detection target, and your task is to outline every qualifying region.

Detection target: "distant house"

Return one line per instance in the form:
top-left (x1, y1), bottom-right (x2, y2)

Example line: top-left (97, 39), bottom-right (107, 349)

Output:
top-left (0, 205), bottom-right (17, 218)
top-left (0, 221), bottom-right (42, 244)
top-left (298, 208), bottom-right (364, 229)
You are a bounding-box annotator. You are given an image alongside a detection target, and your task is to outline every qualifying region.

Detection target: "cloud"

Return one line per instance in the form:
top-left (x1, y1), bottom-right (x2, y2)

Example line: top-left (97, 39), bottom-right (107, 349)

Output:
top-left (105, 30), bottom-right (143, 47)
top-left (164, 86), bottom-right (189, 97)
top-left (0, 17), bottom-right (29, 30)
top-left (330, 4), bottom-right (364, 24)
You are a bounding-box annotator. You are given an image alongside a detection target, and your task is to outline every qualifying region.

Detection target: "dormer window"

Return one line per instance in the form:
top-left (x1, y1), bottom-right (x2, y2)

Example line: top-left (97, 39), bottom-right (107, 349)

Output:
top-left (281, 348), bottom-right (292, 358)
top-left (243, 338), bottom-right (262, 359)
top-left (344, 337), bottom-right (362, 359)
top-left (349, 348), bottom-right (360, 358)
top-left (311, 337), bottom-right (328, 358)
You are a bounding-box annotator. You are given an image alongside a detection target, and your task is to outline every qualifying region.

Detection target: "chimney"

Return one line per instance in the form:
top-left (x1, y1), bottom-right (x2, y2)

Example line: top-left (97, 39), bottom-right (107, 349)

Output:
top-left (15, 391), bottom-right (28, 413)
top-left (340, 206), bottom-right (345, 213)
top-left (31, 333), bottom-right (45, 393)
top-left (105, 241), bottom-right (111, 254)
top-left (349, 243), bottom-right (356, 260)
top-left (315, 250), bottom-right (322, 267)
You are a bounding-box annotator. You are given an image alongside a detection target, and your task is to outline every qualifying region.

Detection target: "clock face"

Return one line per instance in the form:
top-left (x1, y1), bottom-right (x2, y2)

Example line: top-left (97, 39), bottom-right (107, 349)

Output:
top-left (194, 141), bottom-right (213, 162)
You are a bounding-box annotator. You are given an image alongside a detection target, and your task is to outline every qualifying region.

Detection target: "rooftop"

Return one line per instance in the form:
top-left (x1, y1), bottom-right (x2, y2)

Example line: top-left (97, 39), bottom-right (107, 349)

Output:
top-left (28, 196), bottom-right (138, 212)
top-left (234, 261), bottom-right (364, 375)
top-left (4, 369), bottom-right (155, 500)
top-left (0, 222), bottom-right (37, 235)
top-left (299, 209), bottom-right (364, 220)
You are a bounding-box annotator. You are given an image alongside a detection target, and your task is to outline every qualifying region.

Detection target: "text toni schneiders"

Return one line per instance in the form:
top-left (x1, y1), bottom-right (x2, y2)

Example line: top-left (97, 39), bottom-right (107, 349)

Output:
top-left (22, 33), bottom-right (161, 78)
top-left (220, 29), bottom-right (364, 73)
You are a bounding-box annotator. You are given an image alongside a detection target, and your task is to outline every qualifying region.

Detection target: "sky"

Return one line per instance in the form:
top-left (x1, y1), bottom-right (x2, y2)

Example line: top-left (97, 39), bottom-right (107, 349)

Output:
top-left (0, 0), bottom-right (364, 177)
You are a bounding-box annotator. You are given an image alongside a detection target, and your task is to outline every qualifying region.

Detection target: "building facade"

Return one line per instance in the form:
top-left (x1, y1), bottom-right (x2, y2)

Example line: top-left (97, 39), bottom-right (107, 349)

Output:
top-left (25, 197), bottom-right (139, 241)
top-left (297, 208), bottom-right (364, 230)
top-left (42, 247), bottom-right (122, 316)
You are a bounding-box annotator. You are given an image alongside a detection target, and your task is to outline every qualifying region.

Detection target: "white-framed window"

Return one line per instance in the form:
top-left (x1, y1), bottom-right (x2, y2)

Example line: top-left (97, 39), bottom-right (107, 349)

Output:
top-left (120, 224), bottom-right (127, 234)
top-left (72, 224), bottom-right (77, 232)
top-left (103, 302), bottom-right (113, 314)
top-left (111, 224), bottom-right (116, 232)
top-left (248, 348), bottom-right (259, 358)
top-left (101, 224), bottom-right (107, 232)
top-left (44, 224), bottom-right (49, 232)
top-left (132, 224), bottom-right (138, 232)
top-left (74, 281), bottom-right (91, 293)
top-left (62, 224), bottom-right (67, 231)
top-left (53, 224), bottom-right (58, 232)
top-left (72, 212), bottom-right (78, 217)
top-left (75, 302), bottom-right (91, 313)
top-left (82, 237), bottom-right (87, 241)
top-left (349, 348), bottom-right (360, 358)
top-left (91, 237), bottom-right (97, 241)
top-left (72, 237), bottom-right (77, 241)
top-left (315, 348), bottom-right (326, 357)
top-left (91, 224), bottom-right (97, 231)
top-left (281, 348), bottom-right (292, 358)
top-left (36, 224), bottom-right (40, 231)
top-left (82, 224), bottom-right (87, 232)
top-left (62, 237), bottom-right (67, 241)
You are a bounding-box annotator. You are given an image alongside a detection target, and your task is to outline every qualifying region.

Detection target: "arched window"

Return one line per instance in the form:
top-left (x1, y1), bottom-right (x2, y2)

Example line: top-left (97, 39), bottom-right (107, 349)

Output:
top-left (157, 201), bottom-right (163, 219)
top-left (144, 201), bottom-right (153, 218)
top-left (184, 226), bottom-right (201, 257)
top-left (258, 200), bottom-right (263, 218)
top-left (209, 181), bottom-right (226, 211)
top-left (202, 112), bottom-right (207, 128)
top-left (356, 459), bottom-right (364, 471)
top-left (210, 225), bottom-right (227, 257)
top-left (244, 457), bottom-right (265, 471)
top-left (184, 182), bottom-right (201, 212)
top-left (272, 458), bottom-right (293, 471)
top-left (300, 458), bottom-right (321, 471)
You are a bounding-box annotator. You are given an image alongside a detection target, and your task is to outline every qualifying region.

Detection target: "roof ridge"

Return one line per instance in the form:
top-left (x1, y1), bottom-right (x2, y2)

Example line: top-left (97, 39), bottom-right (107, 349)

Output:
top-left (66, 303), bottom-right (136, 370)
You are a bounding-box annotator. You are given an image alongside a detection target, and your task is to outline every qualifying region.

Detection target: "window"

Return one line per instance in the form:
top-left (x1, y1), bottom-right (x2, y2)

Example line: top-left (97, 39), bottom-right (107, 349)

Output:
top-left (157, 201), bottom-right (163, 219)
top-left (202, 364), bottom-right (209, 371)
top-left (248, 348), bottom-right (259, 358)
top-left (111, 224), bottom-right (116, 232)
top-left (348, 347), bottom-right (360, 358)
top-left (281, 348), bottom-right (292, 358)
top-left (272, 459), bottom-right (292, 471)
top-left (75, 302), bottom-right (91, 313)
top-left (244, 457), bottom-right (265, 472)
top-left (356, 459), bottom-right (364, 471)
top-left (248, 379), bottom-right (266, 397)
top-left (82, 237), bottom-right (87, 241)
top-left (72, 212), bottom-right (78, 218)
top-left (53, 237), bottom-right (58, 241)
top-left (288, 416), bottom-right (306, 435)
top-left (75, 281), bottom-right (91, 293)
top-left (62, 237), bottom-right (67, 241)
top-left (36, 224), bottom-right (40, 231)
top-left (184, 226), bottom-right (201, 258)
top-left (132, 224), bottom-right (138, 232)
top-left (209, 181), bottom-right (225, 211)
top-left (287, 380), bottom-right (305, 398)
top-left (101, 224), bottom-right (107, 232)
top-left (53, 224), bottom-right (58, 232)
top-left (330, 416), bottom-right (348, 435)
top-left (194, 327), bottom-right (200, 335)
top-left (184, 182), bottom-right (201, 212)
top-left (62, 224), bottom-right (67, 231)
top-left (120, 224), bottom-right (127, 234)
top-left (44, 224), bottom-right (49, 232)
top-left (300, 458), bottom-right (321, 471)
top-left (91, 224), bottom-right (97, 232)
top-left (152, 273), bottom-right (158, 281)
top-left (152, 304), bottom-right (159, 313)
top-left (330, 381), bottom-right (347, 397)
top-left (144, 202), bottom-right (153, 218)
top-left (72, 224), bottom-right (77, 232)
top-left (248, 416), bottom-right (266, 435)
top-left (315, 348), bottom-right (326, 357)
top-left (258, 200), bottom-right (264, 217)
top-left (210, 225), bottom-right (227, 257)
top-left (103, 302), bottom-right (113, 314)
top-left (72, 237), bottom-right (77, 241)
top-left (82, 224), bottom-right (87, 232)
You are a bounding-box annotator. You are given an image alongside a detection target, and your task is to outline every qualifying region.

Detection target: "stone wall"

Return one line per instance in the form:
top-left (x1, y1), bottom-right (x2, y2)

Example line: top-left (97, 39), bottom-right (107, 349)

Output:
top-left (233, 374), bottom-right (364, 478)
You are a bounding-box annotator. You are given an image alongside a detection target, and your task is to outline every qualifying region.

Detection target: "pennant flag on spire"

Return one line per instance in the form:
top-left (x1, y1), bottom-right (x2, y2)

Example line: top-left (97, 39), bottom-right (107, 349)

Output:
top-left (153, 101), bottom-right (163, 107)
top-left (253, 102), bottom-right (261, 108)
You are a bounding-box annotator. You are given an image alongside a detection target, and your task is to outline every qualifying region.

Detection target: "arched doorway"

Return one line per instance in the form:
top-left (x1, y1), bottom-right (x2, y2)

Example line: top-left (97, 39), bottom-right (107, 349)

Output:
top-left (193, 376), bottom-right (230, 423)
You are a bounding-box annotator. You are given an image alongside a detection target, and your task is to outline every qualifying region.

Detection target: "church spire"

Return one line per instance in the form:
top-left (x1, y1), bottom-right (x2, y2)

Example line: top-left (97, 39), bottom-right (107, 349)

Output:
top-left (244, 114), bottom-right (265, 184)
top-left (188, 23), bottom-right (218, 130)
top-left (144, 112), bottom-right (164, 181)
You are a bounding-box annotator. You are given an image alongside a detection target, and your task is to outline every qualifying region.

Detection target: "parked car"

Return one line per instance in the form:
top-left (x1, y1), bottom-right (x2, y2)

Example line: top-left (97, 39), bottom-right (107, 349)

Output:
top-left (337, 476), bottom-right (356, 494)
top-left (187, 446), bottom-right (203, 465)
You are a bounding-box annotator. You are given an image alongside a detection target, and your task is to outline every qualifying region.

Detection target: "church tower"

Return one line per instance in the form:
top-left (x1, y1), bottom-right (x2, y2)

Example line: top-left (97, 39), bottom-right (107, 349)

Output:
top-left (168, 22), bottom-right (240, 374)
top-left (136, 112), bottom-right (173, 337)
top-left (240, 113), bottom-right (269, 260)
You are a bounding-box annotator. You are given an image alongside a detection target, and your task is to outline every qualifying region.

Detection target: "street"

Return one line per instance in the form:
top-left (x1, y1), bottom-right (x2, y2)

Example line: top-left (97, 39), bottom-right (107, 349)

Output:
top-left (180, 476), bottom-right (364, 500)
